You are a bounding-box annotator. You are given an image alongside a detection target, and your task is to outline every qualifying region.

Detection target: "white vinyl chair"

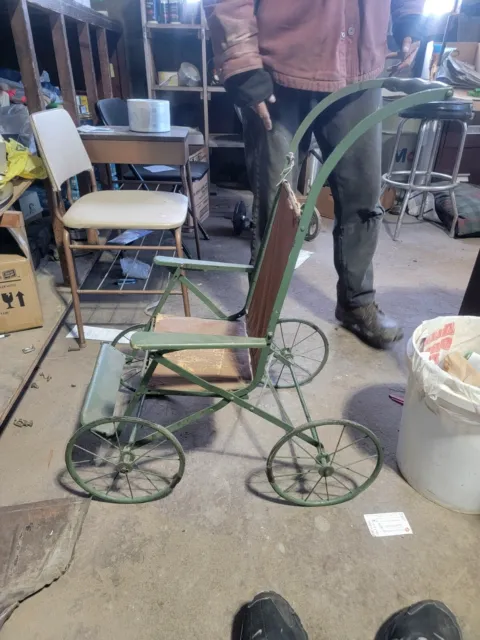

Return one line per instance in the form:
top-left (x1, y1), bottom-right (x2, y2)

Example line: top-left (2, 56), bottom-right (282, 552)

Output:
top-left (31, 109), bottom-right (190, 347)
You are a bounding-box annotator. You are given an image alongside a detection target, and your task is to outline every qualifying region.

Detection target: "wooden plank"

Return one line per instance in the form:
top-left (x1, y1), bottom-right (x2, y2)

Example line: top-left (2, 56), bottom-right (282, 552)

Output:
top-left (8, 0), bottom-right (44, 114)
top-left (26, 0), bottom-right (122, 31)
top-left (77, 21), bottom-right (98, 123)
top-left (50, 12), bottom-right (77, 123)
top-left (115, 32), bottom-right (130, 99)
top-left (96, 27), bottom-right (113, 100)
top-left (110, 48), bottom-right (121, 98)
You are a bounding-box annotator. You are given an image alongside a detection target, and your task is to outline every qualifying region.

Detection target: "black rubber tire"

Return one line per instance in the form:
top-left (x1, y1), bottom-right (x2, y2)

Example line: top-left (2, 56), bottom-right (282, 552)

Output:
top-left (232, 201), bottom-right (247, 236)
top-left (305, 208), bottom-right (321, 242)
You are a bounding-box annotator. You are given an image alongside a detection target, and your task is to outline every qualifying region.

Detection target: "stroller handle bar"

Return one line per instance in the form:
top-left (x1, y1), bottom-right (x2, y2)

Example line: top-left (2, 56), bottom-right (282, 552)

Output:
top-left (289, 77), bottom-right (453, 157)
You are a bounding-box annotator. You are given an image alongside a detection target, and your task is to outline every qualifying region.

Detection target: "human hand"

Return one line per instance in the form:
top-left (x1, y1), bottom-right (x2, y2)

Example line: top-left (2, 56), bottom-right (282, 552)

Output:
top-left (252, 94), bottom-right (276, 131)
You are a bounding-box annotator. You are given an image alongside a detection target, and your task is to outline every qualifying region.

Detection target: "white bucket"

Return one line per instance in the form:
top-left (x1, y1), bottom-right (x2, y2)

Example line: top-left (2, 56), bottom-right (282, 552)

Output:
top-left (397, 316), bottom-right (480, 513)
top-left (127, 99), bottom-right (170, 133)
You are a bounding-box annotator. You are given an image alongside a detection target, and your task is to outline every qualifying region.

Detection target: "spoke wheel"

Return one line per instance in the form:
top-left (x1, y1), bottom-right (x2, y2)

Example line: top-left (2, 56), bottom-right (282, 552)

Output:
top-left (65, 416), bottom-right (185, 504)
top-left (111, 324), bottom-right (149, 392)
top-left (267, 420), bottom-right (383, 507)
top-left (305, 208), bottom-right (321, 242)
top-left (270, 319), bottom-right (329, 388)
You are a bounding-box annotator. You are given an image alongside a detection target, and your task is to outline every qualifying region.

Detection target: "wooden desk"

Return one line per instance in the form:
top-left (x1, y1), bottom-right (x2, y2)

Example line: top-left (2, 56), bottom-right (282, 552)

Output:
top-left (79, 126), bottom-right (204, 257)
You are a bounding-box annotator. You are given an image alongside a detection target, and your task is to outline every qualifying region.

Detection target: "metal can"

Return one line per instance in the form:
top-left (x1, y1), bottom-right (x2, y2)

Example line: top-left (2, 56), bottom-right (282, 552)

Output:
top-left (168, 0), bottom-right (181, 24)
top-left (157, 0), bottom-right (169, 23)
top-left (145, 0), bottom-right (158, 22)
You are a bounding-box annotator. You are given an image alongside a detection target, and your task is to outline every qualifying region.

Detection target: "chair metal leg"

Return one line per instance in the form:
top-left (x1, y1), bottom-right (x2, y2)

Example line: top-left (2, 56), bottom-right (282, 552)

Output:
top-left (198, 220), bottom-right (210, 241)
top-left (417, 120), bottom-right (443, 220)
top-left (394, 188), bottom-right (413, 240)
top-left (169, 229), bottom-right (192, 259)
top-left (63, 228), bottom-right (86, 348)
top-left (174, 227), bottom-right (191, 316)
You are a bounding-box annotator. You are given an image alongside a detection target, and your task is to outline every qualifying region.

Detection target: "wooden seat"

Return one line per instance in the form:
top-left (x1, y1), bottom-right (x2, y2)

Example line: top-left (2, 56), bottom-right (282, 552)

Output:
top-left (148, 315), bottom-right (252, 391)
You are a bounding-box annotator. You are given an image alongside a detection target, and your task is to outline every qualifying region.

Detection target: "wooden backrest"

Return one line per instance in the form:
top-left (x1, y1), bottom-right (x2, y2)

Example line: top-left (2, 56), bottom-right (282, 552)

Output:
top-left (247, 182), bottom-right (301, 373)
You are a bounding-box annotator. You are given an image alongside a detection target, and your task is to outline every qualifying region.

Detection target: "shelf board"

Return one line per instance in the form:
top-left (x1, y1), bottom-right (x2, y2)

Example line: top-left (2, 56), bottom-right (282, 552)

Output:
top-left (147, 22), bottom-right (202, 30)
top-left (209, 133), bottom-right (244, 148)
top-left (208, 86), bottom-right (226, 93)
top-left (153, 85), bottom-right (203, 92)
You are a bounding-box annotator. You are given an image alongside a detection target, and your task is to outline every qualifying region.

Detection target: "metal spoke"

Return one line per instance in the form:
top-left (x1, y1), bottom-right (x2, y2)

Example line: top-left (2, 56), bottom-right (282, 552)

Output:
top-left (305, 476), bottom-right (324, 502)
top-left (275, 363), bottom-right (286, 386)
top-left (136, 467), bottom-right (161, 493)
top-left (330, 425), bottom-right (345, 463)
top-left (73, 444), bottom-right (117, 466)
top-left (291, 322), bottom-right (301, 349)
top-left (290, 438), bottom-right (318, 461)
top-left (133, 437), bottom-right (168, 463)
top-left (293, 344), bottom-right (325, 356)
top-left (325, 477), bottom-right (329, 501)
top-left (126, 474), bottom-right (134, 500)
top-left (334, 454), bottom-right (377, 468)
top-left (293, 353), bottom-right (323, 364)
top-left (105, 472), bottom-right (120, 495)
top-left (85, 471), bottom-right (117, 484)
top-left (331, 474), bottom-right (353, 493)
top-left (279, 323), bottom-right (287, 349)
top-left (333, 463), bottom-right (369, 479)
top-left (92, 430), bottom-right (120, 451)
top-left (291, 361), bottom-right (313, 377)
top-left (135, 453), bottom-right (178, 461)
top-left (274, 468), bottom-right (317, 479)
top-left (274, 455), bottom-right (314, 460)
top-left (332, 436), bottom-right (369, 457)
top-left (291, 330), bottom-right (317, 350)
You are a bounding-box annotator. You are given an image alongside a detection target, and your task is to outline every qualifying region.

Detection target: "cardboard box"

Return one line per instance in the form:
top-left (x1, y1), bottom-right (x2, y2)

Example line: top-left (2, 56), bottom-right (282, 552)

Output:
top-left (0, 211), bottom-right (43, 333)
top-left (188, 146), bottom-right (209, 226)
top-left (316, 187), bottom-right (335, 220)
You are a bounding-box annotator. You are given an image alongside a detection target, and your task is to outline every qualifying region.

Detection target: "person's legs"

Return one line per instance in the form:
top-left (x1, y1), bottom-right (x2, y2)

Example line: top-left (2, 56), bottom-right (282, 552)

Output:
top-left (242, 84), bottom-right (312, 264)
top-left (313, 89), bottom-right (403, 348)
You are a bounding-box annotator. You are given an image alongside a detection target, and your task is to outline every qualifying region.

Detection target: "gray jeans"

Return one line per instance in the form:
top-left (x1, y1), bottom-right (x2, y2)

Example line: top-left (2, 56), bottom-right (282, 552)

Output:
top-left (242, 84), bottom-right (383, 309)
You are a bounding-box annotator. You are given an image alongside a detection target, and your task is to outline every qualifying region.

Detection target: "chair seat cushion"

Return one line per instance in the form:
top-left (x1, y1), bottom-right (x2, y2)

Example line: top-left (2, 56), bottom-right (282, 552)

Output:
top-left (124, 162), bottom-right (209, 182)
top-left (63, 190), bottom-right (188, 230)
top-left (148, 315), bottom-right (252, 391)
top-left (400, 100), bottom-right (473, 121)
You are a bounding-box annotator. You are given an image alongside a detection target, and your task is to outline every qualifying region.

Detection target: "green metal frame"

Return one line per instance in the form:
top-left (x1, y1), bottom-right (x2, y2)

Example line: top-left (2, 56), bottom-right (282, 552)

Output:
top-left (70, 78), bottom-right (453, 504)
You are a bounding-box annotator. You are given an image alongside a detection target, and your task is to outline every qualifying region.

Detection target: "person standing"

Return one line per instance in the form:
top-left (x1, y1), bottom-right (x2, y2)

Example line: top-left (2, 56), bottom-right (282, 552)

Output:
top-left (205, 0), bottom-right (424, 349)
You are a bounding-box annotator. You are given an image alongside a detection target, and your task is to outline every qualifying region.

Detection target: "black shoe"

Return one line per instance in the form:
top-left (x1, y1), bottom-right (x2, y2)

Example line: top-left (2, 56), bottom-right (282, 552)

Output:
top-left (377, 600), bottom-right (462, 640)
top-left (335, 302), bottom-right (404, 349)
top-left (240, 592), bottom-right (308, 640)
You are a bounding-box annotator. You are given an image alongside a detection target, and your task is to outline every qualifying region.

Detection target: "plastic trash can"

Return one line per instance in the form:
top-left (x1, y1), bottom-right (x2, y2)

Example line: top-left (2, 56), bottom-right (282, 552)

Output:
top-left (397, 315), bottom-right (480, 513)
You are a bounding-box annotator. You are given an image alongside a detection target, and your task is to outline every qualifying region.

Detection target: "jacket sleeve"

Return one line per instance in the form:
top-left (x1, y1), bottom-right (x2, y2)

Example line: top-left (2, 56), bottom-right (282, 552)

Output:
top-left (203, 0), bottom-right (263, 81)
top-left (391, 0), bottom-right (425, 45)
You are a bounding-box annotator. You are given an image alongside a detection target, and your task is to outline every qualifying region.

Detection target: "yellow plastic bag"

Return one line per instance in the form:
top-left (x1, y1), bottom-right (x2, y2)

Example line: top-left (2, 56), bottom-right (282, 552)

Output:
top-left (0, 137), bottom-right (47, 187)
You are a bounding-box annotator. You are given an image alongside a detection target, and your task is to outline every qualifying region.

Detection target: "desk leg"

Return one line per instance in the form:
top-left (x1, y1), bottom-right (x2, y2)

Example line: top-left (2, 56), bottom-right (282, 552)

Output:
top-left (78, 172), bottom-right (99, 245)
top-left (460, 249), bottom-right (480, 316)
top-left (181, 163), bottom-right (201, 259)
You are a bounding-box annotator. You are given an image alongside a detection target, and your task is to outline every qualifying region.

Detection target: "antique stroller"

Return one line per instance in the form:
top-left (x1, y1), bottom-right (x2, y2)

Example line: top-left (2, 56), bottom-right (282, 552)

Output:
top-left (65, 78), bottom-right (453, 505)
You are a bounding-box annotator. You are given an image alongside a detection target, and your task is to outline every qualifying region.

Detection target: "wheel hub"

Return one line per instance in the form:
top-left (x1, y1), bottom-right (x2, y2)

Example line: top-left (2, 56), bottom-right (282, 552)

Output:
top-left (116, 450), bottom-right (135, 474)
top-left (317, 465), bottom-right (335, 478)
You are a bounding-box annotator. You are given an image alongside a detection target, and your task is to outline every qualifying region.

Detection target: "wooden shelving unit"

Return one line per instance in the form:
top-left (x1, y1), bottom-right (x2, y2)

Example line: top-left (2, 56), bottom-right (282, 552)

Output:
top-left (4, 0), bottom-right (129, 124)
top-left (140, 2), bottom-right (243, 151)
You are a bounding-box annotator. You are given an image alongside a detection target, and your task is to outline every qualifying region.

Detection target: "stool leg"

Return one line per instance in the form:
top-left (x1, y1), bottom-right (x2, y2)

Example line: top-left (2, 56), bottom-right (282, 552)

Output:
top-left (394, 121), bottom-right (428, 240)
top-left (181, 164), bottom-right (202, 260)
top-left (417, 120), bottom-right (443, 220)
top-left (449, 122), bottom-right (468, 238)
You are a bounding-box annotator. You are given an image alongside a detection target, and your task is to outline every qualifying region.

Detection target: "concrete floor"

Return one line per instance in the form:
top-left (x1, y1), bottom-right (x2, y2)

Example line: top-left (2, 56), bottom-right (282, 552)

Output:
top-left (0, 206), bottom-right (479, 640)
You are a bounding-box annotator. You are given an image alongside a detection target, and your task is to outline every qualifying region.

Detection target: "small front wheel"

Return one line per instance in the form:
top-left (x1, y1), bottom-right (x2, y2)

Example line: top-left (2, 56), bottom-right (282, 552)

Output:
top-left (305, 207), bottom-right (321, 242)
top-left (267, 420), bottom-right (383, 507)
top-left (270, 319), bottom-right (329, 388)
top-left (66, 416), bottom-right (185, 504)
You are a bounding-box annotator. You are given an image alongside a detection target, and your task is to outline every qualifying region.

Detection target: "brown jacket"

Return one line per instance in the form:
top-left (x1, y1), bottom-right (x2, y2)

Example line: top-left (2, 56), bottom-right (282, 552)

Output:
top-left (205, 0), bottom-right (424, 93)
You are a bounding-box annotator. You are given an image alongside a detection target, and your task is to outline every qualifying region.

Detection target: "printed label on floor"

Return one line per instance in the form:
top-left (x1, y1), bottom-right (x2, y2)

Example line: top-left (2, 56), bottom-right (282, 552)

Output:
top-left (364, 512), bottom-right (413, 537)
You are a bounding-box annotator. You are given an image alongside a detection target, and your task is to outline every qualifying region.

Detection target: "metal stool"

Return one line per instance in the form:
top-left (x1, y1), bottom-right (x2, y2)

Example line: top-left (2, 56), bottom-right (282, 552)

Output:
top-left (382, 100), bottom-right (473, 239)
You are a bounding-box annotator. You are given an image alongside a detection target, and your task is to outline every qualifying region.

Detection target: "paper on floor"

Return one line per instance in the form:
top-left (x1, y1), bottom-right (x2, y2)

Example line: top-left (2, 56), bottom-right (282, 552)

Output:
top-left (66, 326), bottom-right (134, 344)
top-left (295, 249), bottom-right (313, 270)
top-left (108, 230), bottom-right (152, 245)
top-left (143, 165), bottom-right (174, 173)
top-left (364, 512), bottom-right (413, 537)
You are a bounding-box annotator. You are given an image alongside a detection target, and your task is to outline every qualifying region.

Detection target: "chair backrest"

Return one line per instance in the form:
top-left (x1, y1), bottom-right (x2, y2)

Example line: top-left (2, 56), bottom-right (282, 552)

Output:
top-left (247, 182), bottom-right (302, 374)
top-left (96, 98), bottom-right (129, 126)
top-left (30, 109), bottom-right (92, 191)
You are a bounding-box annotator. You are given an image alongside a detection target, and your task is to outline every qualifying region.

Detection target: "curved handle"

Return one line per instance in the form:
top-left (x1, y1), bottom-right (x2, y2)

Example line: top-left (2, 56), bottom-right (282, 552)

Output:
top-left (383, 77), bottom-right (453, 95)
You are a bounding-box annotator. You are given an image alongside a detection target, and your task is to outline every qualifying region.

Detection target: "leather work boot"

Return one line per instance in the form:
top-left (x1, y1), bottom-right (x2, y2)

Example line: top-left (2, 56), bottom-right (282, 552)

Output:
top-left (240, 592), bottom-right (308, 640)
top-left (377, 600), bottom-right (462, 640)
top-left (335, 302), bottom-right (404, 349)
